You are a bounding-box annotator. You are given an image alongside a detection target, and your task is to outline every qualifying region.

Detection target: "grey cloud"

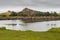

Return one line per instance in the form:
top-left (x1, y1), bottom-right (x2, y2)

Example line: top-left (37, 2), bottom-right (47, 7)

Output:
top-left (0, 0), bottom-right (60, 8)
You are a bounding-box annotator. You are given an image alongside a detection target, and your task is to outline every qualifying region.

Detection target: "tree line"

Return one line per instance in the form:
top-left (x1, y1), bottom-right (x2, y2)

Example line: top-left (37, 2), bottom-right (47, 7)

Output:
top-left (11, 11), bottom-right (59, 17)
top-left (0, 11), bottom-right (59, 17)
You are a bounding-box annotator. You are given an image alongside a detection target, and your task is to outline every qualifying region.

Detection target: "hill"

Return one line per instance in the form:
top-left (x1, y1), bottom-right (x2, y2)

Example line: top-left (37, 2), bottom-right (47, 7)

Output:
top-left (0, 8), bottom-right (59, 17)
top-left (18, 8), bottom-right (59, 17)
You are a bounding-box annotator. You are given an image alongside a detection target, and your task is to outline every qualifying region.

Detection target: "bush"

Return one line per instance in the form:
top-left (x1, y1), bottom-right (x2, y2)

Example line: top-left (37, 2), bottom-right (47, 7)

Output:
top-left (0, 27), bottom-right (6, 30)
top-left (47, 28), bottom-right (60, 32)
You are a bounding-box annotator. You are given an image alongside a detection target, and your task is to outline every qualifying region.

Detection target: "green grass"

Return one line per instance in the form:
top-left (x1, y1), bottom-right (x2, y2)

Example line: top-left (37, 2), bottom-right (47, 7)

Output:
top-left (0, 28), bottom-right (60, 40)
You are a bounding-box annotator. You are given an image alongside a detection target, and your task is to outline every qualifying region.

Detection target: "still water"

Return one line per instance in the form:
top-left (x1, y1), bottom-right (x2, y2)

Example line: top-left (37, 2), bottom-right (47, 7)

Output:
top-left (0, 20), bottom-right (60, 31)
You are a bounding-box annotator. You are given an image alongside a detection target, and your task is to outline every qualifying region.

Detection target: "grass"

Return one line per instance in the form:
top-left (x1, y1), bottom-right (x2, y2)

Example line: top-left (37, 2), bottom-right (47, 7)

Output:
top-left (0, 27), bottom-right (60, 40)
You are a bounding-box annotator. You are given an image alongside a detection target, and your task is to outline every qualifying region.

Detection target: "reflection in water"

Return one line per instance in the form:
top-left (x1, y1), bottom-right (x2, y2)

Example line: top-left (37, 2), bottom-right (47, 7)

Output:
top-left (47, 24), bottom-right (49, 26)
top-left (0, 20), bottom-right (60, 31)
top-left (47, 24), bottom-right (56, 28)
top-left (6, 24), bottom-right (17, 26)
top-left (51, 24), bottom-right (53, 26)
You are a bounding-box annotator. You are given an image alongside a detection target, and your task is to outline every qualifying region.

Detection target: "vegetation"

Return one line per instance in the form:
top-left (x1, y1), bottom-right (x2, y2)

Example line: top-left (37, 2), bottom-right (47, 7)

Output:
top-left (18, 12), bottom-right (28, 17)
top-left (18, 11), bottom-right (59, 17)
top-left (0, 28), bottom-right (60, 40)
top-left (9, 11), bottom-right (17, 16)
top-left (0, 27), bottom-right (6, 30)
top-left (48, 28), bottom-right (60, 32)
top-left (0, 8), bottom-right (59, 17)
top-left (0, 8), bottom-right (59, 23)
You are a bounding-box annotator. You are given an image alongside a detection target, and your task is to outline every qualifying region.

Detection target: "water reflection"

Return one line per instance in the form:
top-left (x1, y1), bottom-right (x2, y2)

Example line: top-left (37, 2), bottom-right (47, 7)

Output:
top-left (6, 24), bottom-right (17, 26)
top-left (0, 20), bottom-right (60, 31)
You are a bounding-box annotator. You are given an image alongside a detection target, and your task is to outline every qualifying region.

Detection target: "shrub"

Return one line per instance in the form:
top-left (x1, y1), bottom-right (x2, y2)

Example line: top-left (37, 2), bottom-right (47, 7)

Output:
top-left (0, 27), bottom-right (6, 30)
top-left (47, 28), bottom-right (60, 32)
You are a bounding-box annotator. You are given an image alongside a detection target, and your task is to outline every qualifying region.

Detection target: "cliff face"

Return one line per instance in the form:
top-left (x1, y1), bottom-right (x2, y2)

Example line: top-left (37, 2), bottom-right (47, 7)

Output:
top-left (21, 8), bottom-right (34, 16)
top-left (21, 8), bottom-right (35, 14)
top-left (19, 8), bottom-right (41, 16)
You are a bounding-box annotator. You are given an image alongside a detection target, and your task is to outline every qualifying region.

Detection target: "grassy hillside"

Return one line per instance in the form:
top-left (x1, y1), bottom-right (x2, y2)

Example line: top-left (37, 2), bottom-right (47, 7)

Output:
top-left (0, 28), bottom-right (60, 40)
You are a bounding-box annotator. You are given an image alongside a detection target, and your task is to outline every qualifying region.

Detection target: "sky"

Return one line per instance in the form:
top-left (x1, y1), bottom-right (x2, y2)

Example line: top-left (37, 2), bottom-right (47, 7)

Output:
top-left (0, 0), bottom-right (60, 13)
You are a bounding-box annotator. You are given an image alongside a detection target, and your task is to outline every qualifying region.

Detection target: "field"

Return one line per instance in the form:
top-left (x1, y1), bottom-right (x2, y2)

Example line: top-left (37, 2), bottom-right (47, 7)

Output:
top-left (0, 28), bottom-right (60, 40)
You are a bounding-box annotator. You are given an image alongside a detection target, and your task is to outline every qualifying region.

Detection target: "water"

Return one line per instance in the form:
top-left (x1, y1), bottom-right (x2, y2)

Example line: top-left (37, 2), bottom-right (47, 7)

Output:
top-left (0, 20), bottom-right (60, 31)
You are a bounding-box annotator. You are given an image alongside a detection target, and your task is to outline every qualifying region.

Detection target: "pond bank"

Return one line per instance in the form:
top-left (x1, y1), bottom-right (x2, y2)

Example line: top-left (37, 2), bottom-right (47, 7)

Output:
top-left (0, 16), bottom-right (60, 23)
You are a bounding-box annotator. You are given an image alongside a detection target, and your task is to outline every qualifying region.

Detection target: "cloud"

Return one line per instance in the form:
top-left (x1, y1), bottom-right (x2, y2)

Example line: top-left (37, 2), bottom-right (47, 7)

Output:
top-left (0, 0), bottom-right (60, 8)
top-left (0, 0), bottom-right (60, 12)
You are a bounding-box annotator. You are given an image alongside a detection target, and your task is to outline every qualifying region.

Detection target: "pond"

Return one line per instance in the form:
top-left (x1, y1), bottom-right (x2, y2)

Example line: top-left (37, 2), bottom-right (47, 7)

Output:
top-left (0, 20), bottom-right (60, 31)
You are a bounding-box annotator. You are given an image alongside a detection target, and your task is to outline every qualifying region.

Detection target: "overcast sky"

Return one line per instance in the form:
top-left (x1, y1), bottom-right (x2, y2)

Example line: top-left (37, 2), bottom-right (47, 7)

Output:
top-left (0, 0), bottom-right (60, 13)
